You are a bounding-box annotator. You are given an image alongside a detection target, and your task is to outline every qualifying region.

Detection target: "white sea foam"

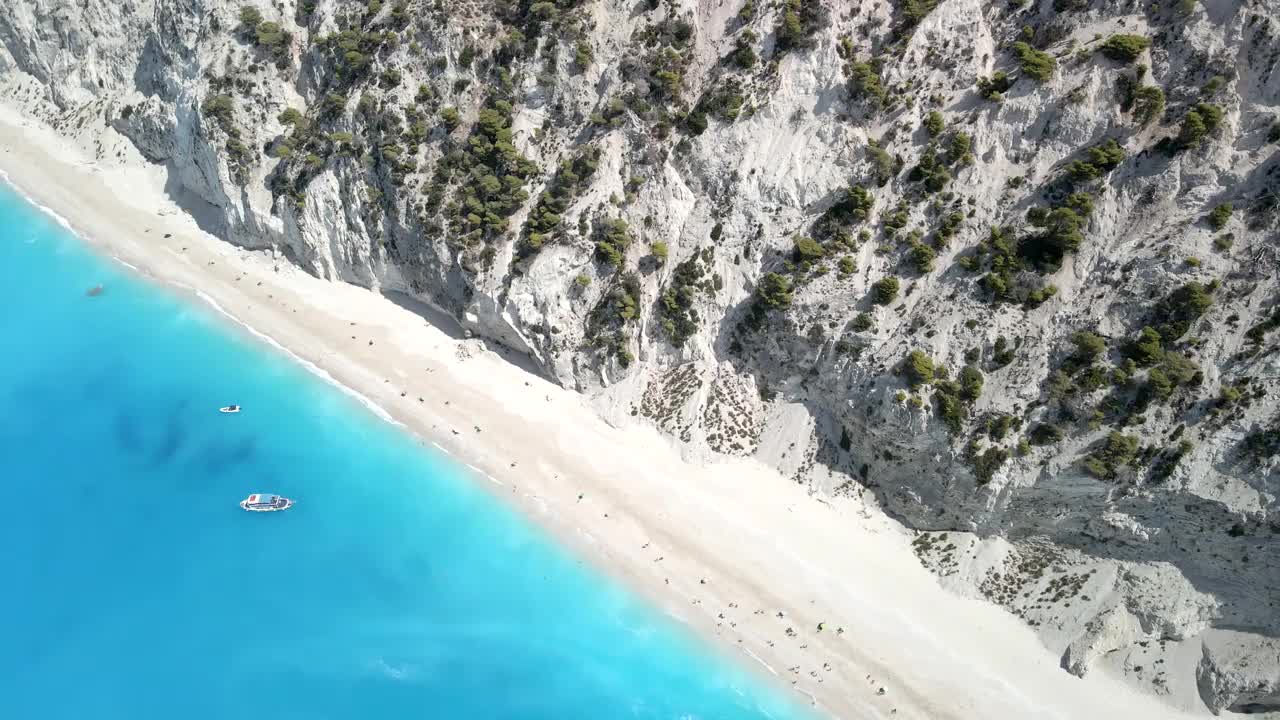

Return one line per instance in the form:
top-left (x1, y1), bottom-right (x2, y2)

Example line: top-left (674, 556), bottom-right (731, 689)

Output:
top-left (372, 657), bottom-right (411, 681)
top-left (1, 171), bottom-right (370, 427)
top-left (741, 648), bottom-right (779, 676)
top-left (188, 287), bottom-right (400, 426)
top-left (1, 172), bottom-right (500, 483)
top-left (0, 170), bottom-right (74, 234)
top-left (2, 170), bottom-right (142, 274)
top-left (2, 175), bottom-right (403, 433)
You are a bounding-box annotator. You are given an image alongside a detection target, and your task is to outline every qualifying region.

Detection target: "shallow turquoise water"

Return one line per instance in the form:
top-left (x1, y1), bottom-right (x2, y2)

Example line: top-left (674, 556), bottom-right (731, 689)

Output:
top-left (0, 186), bottom-right (811, 720)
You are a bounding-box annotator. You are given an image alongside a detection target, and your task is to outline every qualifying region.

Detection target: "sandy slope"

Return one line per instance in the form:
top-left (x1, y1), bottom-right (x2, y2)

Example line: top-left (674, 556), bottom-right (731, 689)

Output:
top-left (0, 104), bottom-right (1209, 720)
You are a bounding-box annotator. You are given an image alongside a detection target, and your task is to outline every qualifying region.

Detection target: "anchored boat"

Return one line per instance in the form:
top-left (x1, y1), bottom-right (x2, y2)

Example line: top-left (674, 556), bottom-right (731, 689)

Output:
top-left (240, 494), bottom-right (293, 512)
top-left (219, 405), bottom-right (241, 413)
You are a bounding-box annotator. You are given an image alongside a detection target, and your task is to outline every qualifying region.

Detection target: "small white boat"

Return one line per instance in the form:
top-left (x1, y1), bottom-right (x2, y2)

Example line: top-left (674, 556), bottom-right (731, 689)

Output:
top-left (240, 493), bottom-right (293, 512)
top-left (219, 405), bottom-right (241, 414)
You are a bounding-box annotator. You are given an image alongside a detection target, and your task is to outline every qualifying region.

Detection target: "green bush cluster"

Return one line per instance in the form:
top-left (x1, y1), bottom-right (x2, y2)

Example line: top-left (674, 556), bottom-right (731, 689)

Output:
top-left (657, 249), bottom-right (712, 346)
top-left (908, 242), bottom-right (935, 273)
top-left (969, 204), bottom-right (1088, 301)
top-left (848, 62), bottom-right (888, 109)
top-left (586, 272), bottom-right (642, 366)
top-left (908, 146), bottom-right (953, 193)
top-left (201, 94), bottom-right (236, 134)
top-left (429, 99), bottom-right (538, 256)
top-left (776, 0), bottom-right (827, 54)
top-left (871, 276), bottom-right (900, 305)
top-left (924, 111), bottom-right (944, 137)
top-left (622, 18), bottom-right (698, 125)
top-left (1133, 85), bottom-right (1166, 125)
top-left (897, 0), bottom-right (938, 32)
top-left (868, 142), bottom-right (895, 185)
top-left (1083, 431), bottom-right (1138, 480)
top-left (594, 217), bottom-right (632, 267)
top-left (1147, 440), bottom-right (1193, 483)
top-left (903, 350), bottom-right (935, 388)
top-left (201, 94), bottom-right (255, 184)
top-left (1065, 139), bottom-right (1126, 183)
top-left (1176, 103), bottom-right (1224, 150)
top-left (992, 335), bottom-right (1018, 368)
top-left (315, 28), bottom-right (394, 80)
top-left (575, 41), bottom-right (594, 69)
top-left (237, 8), bottom-right (291, 67)
top-left (1021, 203), bottom-right (1088, 272)
top-left (237, 6), bottom-right (262, 28)
top-left (977, 71), bottom-right (1013, 101)
top-left (1029, 422), bottom-right (1064, 445)
top-left (1240, 422), bottom-right (1279, 464)
top-left (742, 271), bottom-right (794, 331)
top-left (813, 185), bottom-right (874, 240)
top-left (731, 30), bottom-right (758, 69)
top-left (948, 132), bottom-right (973, 165)
top-left (1012, 42), bottom-right (1056, 83)
top-left (893, 353), bottom-right (983, 434)
top-left (1207, 202), bottom-right (1232, 230)
top-left (882, 201), bottom-right (910, 235)
top-left (793, 235), bottom-right (824, 261)
top-left (589, 98), bottom-right (627, 128)
top-left (1070, 330), bottom-right (1107, 365)
top-left (934, 210), bottom-right (964, 248)
top-left (521, 147), bottom-right (601, 255)
top-left (756, 272), bottom-right (793, 309)
top-left (686, 80), bottom-right (745, 134)
top-left (971, 226), bottom-right (1017, 298)
top-left (1148, 281), bottom-right (1213, 342)
top-left (968, 445), bottom-right (1008, 485)
top-left (1097, 34), bottom-right (1150, 64)
top-left (1201, 75), bottom-right (1226, 96)
top-left (1245, 308), bottom-right (1280, 343)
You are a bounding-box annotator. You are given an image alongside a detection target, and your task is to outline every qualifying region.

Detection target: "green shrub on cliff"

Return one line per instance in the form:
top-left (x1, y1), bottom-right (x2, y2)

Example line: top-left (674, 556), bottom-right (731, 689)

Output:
top-left (1097, 34), bottom-right (1150, 64)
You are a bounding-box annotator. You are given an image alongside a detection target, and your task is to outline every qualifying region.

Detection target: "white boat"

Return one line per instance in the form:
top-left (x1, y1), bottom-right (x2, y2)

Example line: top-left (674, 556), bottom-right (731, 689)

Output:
top-left (240, 494), bottom-right (293, 512)
top-left (219, 405), bottom-right (241, 413)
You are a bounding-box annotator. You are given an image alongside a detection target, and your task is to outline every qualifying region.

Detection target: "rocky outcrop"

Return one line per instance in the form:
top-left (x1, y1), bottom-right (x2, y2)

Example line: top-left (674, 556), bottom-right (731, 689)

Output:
top-left (1199, 632), bottom-right (1280, 715)
top-left (2, 0), bottom-right (1277, 713)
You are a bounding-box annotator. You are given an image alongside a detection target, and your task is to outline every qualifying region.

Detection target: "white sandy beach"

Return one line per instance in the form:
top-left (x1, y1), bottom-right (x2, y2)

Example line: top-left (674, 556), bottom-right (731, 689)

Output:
top-left (0, 104), bottom-right (1210, 720)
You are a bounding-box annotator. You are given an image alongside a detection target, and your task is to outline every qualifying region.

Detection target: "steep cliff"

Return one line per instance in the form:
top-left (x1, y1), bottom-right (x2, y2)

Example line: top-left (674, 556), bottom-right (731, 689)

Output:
top-left (2, 0), bottom-right (1277, 713)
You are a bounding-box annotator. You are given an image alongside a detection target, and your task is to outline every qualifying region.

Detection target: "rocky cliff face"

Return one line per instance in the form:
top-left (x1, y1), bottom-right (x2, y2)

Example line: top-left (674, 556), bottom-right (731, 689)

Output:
top-left (3, 0), bottom-right (1277, 713)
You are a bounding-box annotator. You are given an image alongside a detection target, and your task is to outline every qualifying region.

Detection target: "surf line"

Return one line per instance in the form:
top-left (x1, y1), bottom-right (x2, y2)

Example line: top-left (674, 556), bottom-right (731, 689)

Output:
top-left (1, 168), bottom-right (138, 273)
top-left (0, 169), bottom-right (75, 233)
top-left (741, 647), bottom-right (779, 676)
top-left (189, 286), bottom-right (400, 427)
top-left (464, 462), bottom-right (503, 486)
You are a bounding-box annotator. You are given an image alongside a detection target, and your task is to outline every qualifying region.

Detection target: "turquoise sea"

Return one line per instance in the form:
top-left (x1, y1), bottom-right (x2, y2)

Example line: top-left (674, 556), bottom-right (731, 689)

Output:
top-left (0, 185), bottom-right (810, 720)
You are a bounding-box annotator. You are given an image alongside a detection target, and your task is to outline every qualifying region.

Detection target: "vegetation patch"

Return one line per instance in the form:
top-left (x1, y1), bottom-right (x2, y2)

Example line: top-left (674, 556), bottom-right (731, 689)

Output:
top-left (1012, 42), bottom-right (1056, 83)
top-left (775, 0), bottom-right (827, 54)
top-left (1097, 34), bottom-right (1150, 64)
top-left (657, 248), bottom-right (715, 347)
top-left (519, 147), bottom-right (602, 257)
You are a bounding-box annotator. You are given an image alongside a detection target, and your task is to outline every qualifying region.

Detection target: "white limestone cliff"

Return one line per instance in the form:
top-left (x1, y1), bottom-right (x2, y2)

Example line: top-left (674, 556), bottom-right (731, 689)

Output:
top-left (2, 0), bottom-right (1276, 713)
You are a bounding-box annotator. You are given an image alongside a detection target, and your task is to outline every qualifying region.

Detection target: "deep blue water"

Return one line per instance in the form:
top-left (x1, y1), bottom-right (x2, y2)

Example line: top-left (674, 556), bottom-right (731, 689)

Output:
top-left (0, 186), bottom-right (809, 720)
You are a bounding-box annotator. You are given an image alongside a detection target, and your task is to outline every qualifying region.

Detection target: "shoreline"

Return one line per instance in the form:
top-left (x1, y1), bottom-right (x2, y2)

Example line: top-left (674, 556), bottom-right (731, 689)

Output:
top-left (0, 105), bottom-right (1210, 719)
